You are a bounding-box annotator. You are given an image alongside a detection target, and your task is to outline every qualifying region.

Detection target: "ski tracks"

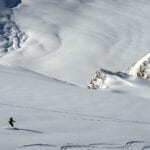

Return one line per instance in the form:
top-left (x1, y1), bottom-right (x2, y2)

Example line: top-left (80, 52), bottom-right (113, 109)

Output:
top-left (1, 102), bottom-right (150, 126)
top-left (2, 103), bottom-right (150, 150)
top-left (16, 141), bottom-right (150, 150)
top-left (60, 141), bottom-right (150, 150)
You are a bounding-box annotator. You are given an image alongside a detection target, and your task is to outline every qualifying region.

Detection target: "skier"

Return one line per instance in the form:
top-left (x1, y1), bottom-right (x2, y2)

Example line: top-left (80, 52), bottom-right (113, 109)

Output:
top-left (8, 117), bottom-right (16, 127)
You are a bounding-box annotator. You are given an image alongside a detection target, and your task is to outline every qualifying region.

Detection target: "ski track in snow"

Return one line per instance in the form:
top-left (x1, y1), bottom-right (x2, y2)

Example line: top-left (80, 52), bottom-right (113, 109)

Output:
top-left (16, 141), bottom-right (150, 150)
top-left (1, 1), bottom-right (150, 150)
top-left (1, 102), bottom-right (150, 126)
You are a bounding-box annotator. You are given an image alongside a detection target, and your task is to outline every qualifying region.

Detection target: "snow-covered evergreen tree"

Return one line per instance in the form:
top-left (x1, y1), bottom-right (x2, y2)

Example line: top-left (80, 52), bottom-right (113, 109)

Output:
top-left (88, 70), bottom-right (107, 89)
top-left (127, 53), bottom-right (150, 80)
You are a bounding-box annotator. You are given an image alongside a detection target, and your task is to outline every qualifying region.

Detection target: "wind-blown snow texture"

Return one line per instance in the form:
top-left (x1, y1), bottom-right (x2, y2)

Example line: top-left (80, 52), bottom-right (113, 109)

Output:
top-left (1, 0), bottom-right (150, 86)
top-left (0, 0), bottom-right (150, 150)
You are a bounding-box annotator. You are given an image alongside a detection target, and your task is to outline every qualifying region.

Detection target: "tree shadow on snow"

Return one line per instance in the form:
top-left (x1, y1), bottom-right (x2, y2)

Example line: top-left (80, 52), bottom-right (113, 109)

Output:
top-left (111, 89), bottom-right (127, 94)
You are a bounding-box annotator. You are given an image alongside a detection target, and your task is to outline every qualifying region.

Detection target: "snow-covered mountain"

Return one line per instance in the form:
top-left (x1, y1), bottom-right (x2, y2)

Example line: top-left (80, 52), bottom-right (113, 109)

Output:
top-left (1, 0), bottom-right (150, 150)
top-left (1, 0), bottom-right (150, 87)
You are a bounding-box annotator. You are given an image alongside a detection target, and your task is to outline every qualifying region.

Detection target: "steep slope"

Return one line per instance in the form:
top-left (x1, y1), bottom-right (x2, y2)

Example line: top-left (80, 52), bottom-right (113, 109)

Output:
top-left (0, 0), bottom-right (150, 86)
top-left (0, 1), bottom-right (150, 149)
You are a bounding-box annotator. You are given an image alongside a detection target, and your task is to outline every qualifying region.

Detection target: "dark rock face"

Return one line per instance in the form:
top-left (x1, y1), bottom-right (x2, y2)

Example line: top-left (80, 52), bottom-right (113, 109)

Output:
top-left (0, 0), bottom-right (27, 54)
top-left (4, 0), bottom-right (21, 8)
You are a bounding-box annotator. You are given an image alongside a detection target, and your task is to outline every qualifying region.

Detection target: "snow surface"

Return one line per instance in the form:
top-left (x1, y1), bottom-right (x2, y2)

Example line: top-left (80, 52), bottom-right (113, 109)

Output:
top-left (1, 0), bottom-right (150, 86)
top-left (0, 0), bottom-right (150, 150)
top-left (0, 64), bottom-right (150, 150)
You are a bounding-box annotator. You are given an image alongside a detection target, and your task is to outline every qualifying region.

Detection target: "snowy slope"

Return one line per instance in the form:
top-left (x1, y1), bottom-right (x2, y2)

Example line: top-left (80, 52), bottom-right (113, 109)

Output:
top-left (0, 65), bottom-right (150, 150)
top-left (1, 0), bottom-right (150, 86)
top-left (0, 0), bottom-right (150, 150)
